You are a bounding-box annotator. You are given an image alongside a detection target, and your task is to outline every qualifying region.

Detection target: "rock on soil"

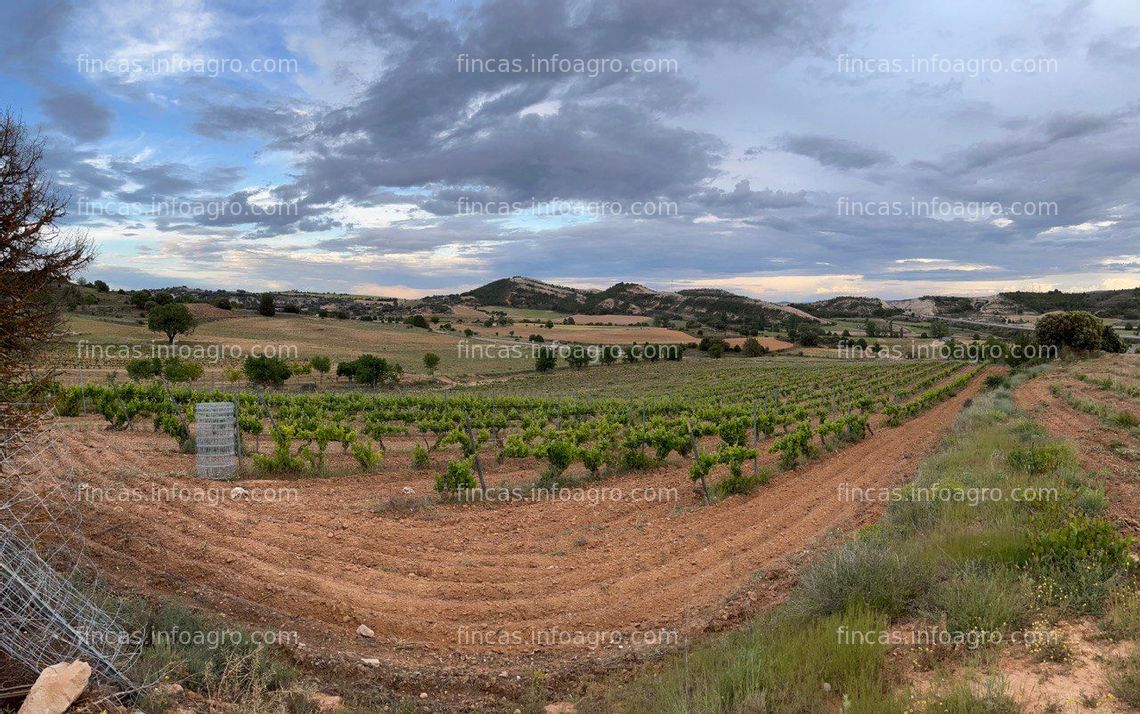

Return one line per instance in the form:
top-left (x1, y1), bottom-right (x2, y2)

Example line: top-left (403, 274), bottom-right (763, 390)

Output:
top-left (17, 660), bottom-right (91, 714)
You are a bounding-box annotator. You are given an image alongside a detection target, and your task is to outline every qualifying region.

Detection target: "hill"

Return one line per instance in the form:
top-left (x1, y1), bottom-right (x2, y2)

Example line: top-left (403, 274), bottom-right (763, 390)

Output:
top-left (790, 295), bottom-right (903, 318)
top-left (454, 276), bottom-right (820, 328)
top-left (998, 288), bottom-right (1140, 320)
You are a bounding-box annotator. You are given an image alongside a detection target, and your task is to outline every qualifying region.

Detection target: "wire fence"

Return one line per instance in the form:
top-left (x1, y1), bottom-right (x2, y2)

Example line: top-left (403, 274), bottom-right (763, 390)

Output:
top-left (0, 402), bottom-right (140, 689)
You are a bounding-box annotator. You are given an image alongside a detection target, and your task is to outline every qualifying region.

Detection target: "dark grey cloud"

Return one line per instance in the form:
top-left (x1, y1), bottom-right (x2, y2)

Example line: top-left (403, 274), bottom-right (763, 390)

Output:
top-left (280, 0), bottom-right (849, 225)
top-left (775, 134), bottom-right (893, 169)
top-left (39, 88), bottom-right (113, 142)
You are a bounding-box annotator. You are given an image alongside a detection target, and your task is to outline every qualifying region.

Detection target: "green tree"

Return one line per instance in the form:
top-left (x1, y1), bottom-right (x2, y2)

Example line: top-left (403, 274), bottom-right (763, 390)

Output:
top-left (244, 355), bottom-right (292, 388)
top-left (345, 354), bottom-right (402, 388)
top-left (92, 279), bottom-right (109, 292)
top-left (864, 319), bottom-right (880, 338)
top-left (1035, 311), bottom-right (1103, 354)
top-left (741, 337), bottom-right (766, 357)
top-left (129, 290), bottom-right (152, 310)
top-left (126, 357), bottom-right (162, 381)
top-left (707, 343), bottom-right (725, 359)
top-left (423, 352), bottom-right (440, 373)
top-left (258, 293), bottom-right (276, 317)
top-left (1102, 324), bottom-right (1126, 353)
top-left (565, 347), bottom-right (590, 370)
top-left (152, 291), bottom-right (174, 305)
top-left (535, 347), bottom-right (557, 372)
top-left (405, 314), bottom-right (429, 329)
top-left (162, 356), bottom-right (203, 383)
top-left (929, 319), bottom-right (949, 338)
top-left (147, 303), bottom-right (196, 344)
top-left (309, 355), bottom-right (331, 383)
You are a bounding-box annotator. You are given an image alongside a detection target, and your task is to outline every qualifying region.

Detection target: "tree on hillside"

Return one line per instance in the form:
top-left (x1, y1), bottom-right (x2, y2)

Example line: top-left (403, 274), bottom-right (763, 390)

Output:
top-left (565, 347), bottom-right (590, 370)
top-left (0, 111), bottom-right (93, 397)
top-left (423, 352), bottom-right (440, 374)
top-left (535, 347), bottom-right (557, 372)
top-left (309, 355), bottom-right (331, 383)
top-left (147, 303), bottom-right (197, 344)
top-left (1035, 311), bottom-right (1103, 354)
top-left (92, 279), bottom-right (109, 292)
top-left (258, 293), bottom-right (276, 317)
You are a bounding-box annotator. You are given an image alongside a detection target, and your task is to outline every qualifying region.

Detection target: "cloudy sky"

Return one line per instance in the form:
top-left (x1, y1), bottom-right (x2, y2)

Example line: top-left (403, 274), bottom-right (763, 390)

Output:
top-left (2, 0), bottom-right (1138, 301)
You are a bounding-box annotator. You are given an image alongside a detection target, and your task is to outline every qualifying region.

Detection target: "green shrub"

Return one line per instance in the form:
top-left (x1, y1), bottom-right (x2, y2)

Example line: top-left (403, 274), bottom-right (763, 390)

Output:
top-left (1006, 443), bottom-right (1074, 475)
top-left (133, 604), bottom-right (297, 699)
top-left (351, 440), bottom-right (382, 470)
top-left (1029, 516), bottom-right (1131, 571)
top-left (925, 567), bottom-right (1029, 640)
top-left (411, 443), bottom-right (431, 468)
top-left (435, 458), bottom-right (476, 494)
top-left (792, 538), bottom-right (930, 619)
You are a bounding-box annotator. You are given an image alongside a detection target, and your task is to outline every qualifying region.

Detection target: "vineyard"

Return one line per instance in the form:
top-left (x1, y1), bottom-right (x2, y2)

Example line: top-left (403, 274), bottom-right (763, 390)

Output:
top-left (56, 358), bottom-right (980, 497)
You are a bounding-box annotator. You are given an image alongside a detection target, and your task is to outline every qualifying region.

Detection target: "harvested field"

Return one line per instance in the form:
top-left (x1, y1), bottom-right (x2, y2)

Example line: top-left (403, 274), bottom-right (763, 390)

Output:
top-left (723, 336), bottom-right (794, 351)
top-left (567, 314), bottom-right (651, 326)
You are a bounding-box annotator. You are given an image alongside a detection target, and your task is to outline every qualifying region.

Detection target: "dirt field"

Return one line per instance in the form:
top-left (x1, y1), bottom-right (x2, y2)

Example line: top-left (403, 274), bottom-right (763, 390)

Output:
top-left (567, 314), bottom-right (651, 326)
top-left (63, 370), bottom-right (987, 708)
top-left (723, 336), bottom-right (794, 351)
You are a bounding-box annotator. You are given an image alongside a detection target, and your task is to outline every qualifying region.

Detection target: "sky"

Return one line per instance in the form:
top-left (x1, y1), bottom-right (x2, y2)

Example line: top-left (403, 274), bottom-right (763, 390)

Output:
top-left (1, 0), bottom-right (1138, 302)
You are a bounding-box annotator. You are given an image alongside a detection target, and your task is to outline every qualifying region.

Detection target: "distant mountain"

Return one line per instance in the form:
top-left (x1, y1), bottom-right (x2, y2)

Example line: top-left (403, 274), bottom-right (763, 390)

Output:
top-left (444, 276), bottom-right (821, 327)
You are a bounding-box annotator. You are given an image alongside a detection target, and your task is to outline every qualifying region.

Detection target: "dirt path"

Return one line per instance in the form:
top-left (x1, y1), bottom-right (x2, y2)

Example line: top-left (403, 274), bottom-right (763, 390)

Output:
top-left (61, 372), bottom-right (987, 706)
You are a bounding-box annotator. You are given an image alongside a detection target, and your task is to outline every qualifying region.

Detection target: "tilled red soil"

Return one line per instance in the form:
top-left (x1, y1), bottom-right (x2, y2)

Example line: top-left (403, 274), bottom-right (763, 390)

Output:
top-left (56, 372), bottom-right (986, 708)
top-left (1014, 361), bottom-right (1140, 532)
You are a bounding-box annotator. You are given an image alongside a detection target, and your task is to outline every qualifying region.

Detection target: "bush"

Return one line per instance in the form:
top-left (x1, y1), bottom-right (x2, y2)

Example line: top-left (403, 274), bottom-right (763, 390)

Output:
top-left (925, 566), bottom-right (1030, 638)
top-left (435, 458), bottom-right (476, 494)
top-left (791, 537), bottom-right (930, 619)
top-left (351, 440), bottom-right (382, 470)
top-left (1006, 443), bottom-right (1074, 475)
top-left (411, 444), bottom-right (430, 468)
top-left (1103, 324), bottom-right (1127, 353)
top-left (1029, 515), bottom-right (1132, 571)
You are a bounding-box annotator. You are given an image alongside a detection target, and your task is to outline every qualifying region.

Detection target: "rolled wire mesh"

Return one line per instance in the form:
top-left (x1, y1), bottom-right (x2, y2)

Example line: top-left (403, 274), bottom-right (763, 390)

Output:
top-left (0, 402), bottom-right (139, 688)
top-left (195, 402), bottom-right (237, 480)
